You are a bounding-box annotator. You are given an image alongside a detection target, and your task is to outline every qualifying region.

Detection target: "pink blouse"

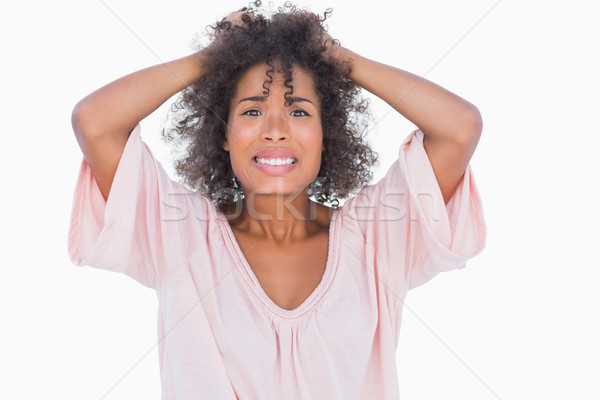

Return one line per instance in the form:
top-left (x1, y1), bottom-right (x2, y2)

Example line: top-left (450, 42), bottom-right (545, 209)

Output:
top-left (69, 125), bottom-right (486, 399)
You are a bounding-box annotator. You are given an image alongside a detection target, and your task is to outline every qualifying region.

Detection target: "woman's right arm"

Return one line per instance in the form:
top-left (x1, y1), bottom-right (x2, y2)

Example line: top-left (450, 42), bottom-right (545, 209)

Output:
top-left (71, 50), bottom-right (208, 200)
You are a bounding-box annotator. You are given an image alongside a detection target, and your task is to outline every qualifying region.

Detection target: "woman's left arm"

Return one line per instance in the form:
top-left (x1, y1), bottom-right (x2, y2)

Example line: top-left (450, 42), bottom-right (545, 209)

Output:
top-left (329, 43), bottom-right (482, 204)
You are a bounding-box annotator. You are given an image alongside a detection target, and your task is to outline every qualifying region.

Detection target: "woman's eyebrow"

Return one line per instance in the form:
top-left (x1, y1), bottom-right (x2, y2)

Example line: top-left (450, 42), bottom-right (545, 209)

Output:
top-left (236, 96), bottom-right (315, 105)
top-left (237, 96), bottom-right (267, 104)
top-left (289, 97), bottom-right (314, 105)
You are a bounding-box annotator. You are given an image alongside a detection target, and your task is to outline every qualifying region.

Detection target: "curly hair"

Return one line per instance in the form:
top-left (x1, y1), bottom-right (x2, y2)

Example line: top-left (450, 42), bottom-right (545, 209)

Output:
top-left (163, 2), bottom-right (378, 212)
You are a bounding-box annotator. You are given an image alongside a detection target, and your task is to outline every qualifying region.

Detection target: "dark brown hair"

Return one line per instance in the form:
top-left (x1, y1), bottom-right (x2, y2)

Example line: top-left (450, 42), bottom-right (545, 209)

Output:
top-left (163, 2), bottom-right (378, 212)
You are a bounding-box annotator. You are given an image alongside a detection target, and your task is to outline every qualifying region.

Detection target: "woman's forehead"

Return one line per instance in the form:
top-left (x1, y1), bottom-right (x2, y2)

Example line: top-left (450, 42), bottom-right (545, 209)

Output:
top-left (236, 63), bottom-right (317, 96)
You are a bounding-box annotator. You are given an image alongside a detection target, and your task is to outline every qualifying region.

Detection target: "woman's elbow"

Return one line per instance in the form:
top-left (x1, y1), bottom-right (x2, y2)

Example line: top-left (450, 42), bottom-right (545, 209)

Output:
top-left (71, 100), bottom-right (102, 142)
top-left (458, 104), bottom-right (483, 147)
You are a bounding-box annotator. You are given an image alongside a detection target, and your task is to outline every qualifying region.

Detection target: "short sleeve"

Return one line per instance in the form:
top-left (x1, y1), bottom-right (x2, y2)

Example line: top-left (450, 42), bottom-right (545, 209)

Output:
top-left (342, 129), bottom-right (486, 291)
top-left (68, 124), bottom-right (215, 288)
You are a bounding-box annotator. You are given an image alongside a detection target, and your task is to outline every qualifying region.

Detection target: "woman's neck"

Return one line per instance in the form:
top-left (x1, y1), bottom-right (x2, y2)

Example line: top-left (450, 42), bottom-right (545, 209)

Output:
top-left (226, 190), bottom-right (331, 242)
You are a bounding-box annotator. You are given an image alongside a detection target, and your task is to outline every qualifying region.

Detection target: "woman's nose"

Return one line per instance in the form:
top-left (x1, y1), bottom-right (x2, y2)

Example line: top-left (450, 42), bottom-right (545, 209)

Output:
top-left (261, 112), bottom-right (289, 142)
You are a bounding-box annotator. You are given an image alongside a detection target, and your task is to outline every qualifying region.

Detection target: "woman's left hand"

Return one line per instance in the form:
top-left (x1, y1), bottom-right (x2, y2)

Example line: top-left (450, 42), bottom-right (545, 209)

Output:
top-left (321, 28), bottom-right (353, 74)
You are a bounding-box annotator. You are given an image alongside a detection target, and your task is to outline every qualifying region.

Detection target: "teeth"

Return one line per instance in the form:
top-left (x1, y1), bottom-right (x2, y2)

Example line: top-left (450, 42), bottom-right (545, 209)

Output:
top-left (255, 157), bottom-right (296, 166)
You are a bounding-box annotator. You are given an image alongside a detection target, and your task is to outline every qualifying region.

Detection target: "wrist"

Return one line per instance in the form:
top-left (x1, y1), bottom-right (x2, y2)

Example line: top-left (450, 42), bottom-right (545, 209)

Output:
top-left (333, 46), bottom-right (357, 78)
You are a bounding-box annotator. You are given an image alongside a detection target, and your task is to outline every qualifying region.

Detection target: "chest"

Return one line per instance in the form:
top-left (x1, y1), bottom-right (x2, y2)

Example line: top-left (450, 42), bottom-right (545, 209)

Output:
top-left (232, 231), bottom-right (329, 311)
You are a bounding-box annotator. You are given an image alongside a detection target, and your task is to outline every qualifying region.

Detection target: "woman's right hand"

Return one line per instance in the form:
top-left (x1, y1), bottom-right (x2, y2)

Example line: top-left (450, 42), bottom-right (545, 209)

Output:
top-left (208, 10), bottom-right (254, 50)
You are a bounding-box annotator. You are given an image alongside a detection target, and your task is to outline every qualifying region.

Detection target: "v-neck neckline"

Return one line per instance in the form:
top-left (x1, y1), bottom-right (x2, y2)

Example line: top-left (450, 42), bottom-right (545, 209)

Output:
top-left (217, 207), bottom-right (341, 319)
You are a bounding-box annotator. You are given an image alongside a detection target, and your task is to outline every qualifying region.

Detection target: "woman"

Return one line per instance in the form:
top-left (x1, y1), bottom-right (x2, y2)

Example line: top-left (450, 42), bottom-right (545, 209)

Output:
top-left (69, 4), bottom-right (485, 399)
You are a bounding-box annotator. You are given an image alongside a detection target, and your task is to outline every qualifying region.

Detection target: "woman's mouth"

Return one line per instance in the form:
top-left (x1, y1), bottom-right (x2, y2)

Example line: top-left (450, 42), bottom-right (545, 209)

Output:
top-left (253, 156), bottom-right (297, 166)
top-left (252, 156), bottom-right (298, 174)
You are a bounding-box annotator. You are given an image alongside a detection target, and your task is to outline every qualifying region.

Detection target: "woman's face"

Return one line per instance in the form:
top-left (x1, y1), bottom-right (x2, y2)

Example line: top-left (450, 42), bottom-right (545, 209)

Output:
top-left (224, 63), bottom-right (324, 197)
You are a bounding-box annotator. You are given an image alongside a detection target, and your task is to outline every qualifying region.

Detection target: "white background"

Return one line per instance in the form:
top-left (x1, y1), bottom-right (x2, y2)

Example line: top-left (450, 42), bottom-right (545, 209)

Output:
top-left (1, 0), bottom-right (599, 399)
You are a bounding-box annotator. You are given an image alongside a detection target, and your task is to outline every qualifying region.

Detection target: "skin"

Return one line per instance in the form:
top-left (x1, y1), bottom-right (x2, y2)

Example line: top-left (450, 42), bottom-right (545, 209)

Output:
top-left (322, 31), bottom-right (482, 205)
top-left (224, 63), bottom-right (327, 234)
top-left (71, 11), bottom-right (482, 310)
top-left (222, 63), bottom-right (333, 310)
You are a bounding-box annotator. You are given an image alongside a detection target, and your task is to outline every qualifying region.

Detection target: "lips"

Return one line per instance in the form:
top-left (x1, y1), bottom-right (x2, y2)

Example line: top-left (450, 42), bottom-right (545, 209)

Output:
top-left (252, 148), bottom-right (297, 160)
top-left (251, 148), bottom-right (298, 174)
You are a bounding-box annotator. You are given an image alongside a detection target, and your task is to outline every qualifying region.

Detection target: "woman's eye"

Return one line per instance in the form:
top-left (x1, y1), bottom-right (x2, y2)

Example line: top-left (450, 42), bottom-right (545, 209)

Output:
top-left (242, 109), bottom-right (261, 116)
top-left (291, 109), bottom-right (309, 117)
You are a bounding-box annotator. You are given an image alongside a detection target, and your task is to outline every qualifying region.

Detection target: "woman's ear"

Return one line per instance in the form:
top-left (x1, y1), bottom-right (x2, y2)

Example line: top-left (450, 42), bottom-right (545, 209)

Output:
top-left (223, 137), bottom-right (229, 151)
